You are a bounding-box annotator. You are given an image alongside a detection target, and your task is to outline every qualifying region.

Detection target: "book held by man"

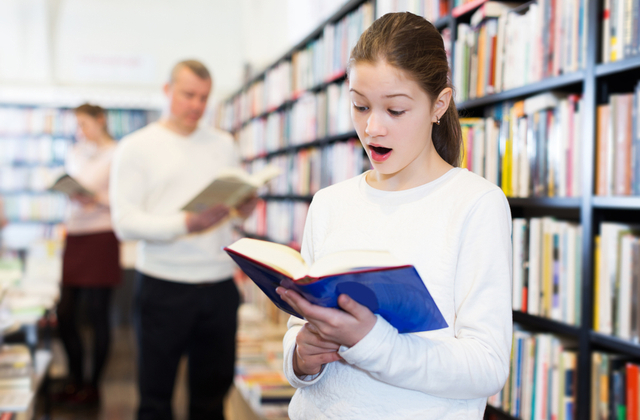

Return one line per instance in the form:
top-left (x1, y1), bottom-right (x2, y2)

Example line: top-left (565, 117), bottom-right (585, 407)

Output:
top-left (224, 238), bottom-right (447, 333)
top-left (49, 174), bottom-right (93, 197)
top-left (181, 165), bottom-right (281, 212)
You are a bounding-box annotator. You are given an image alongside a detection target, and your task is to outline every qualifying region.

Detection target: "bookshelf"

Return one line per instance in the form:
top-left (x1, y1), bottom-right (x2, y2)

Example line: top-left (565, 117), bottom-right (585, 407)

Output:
top-left (217, 0), bottom-right (640, 419)
top-left (0, 105), bottom-right (160, 250)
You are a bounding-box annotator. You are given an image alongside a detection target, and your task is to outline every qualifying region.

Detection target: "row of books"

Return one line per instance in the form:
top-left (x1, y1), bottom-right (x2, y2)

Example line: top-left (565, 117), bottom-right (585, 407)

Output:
top-left (217, 2), bottom-right (374, 131)
top-left (594, 222), bottom-right (640, 341)
top-left (460, 92), bottom-right (583, 198)
top-left (0, 166), bottom-right (63, 193)
top-left (602, 0), bottom-right (640, 63)
top-left (595, 84), bottom-right (640, 197)
top-left (237, 80), bottom-right (354, 159)
top-left (243, 200), bottom-right (310, 248)
top-left (0, 137), bottom-right (70, 166)
top-left (591, 352), bottom-right (640, 420)
top-left (0, 107), bottom-right (157, 139)
top-left (0, 107), bottom-right (76, 137)
top-left (375, 0), bottom-right (449, 21)
top-left (454, 0), bottom-right (589, 102)
top-left (512, 217), bottom-right (583, 326)
top-left (246, 139), bottom-right (366, 197)
top-left (487, 331), bottom-right (577, 420)
top-left (1, 193), bottom-right (66, 223)
top-left (105, 109), bottom-right (159, 140)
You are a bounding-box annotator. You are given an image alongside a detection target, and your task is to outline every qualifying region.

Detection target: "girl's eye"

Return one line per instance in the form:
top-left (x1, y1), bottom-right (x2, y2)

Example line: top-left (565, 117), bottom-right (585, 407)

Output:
top-left (388, 109), bottom-right (405, 116)
top-left (353, 104), bottom-right (369, 112)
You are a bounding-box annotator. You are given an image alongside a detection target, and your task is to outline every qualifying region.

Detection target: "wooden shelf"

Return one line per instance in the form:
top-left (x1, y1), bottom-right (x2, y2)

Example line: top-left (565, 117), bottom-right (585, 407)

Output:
top-left (507, 197), bottom-right (582, 209)
top-left (458, 71), bottom-right (585, 110)
top-left (591, 196), bottom-right (640, 210)
top-left (242, 131), bottom-right (358, 163)
top-left (512, 311), bottom-right (580, 337)
top-left (590, 332), bottom-right (640, 359)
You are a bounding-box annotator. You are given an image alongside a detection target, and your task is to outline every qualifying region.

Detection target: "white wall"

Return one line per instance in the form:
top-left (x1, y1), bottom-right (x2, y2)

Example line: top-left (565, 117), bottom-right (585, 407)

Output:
top-left (53, 0), bottom-right (246, 101)
top-left (0, 0), bottom-right (350, 105)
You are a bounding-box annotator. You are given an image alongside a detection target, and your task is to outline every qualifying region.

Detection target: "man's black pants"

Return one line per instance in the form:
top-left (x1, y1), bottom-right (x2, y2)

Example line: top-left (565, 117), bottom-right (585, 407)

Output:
top-left (134, 272), bottom-right (240, 420)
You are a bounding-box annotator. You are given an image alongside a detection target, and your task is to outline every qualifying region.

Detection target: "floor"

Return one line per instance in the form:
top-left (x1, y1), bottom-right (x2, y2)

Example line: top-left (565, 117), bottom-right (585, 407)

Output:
top-left (34, 327), bottom-right (193, 420)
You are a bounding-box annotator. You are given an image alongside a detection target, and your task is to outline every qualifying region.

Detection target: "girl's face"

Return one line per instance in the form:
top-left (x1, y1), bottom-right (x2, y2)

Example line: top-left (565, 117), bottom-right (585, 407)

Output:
top-left (76, 113), bottom-right (104, 142)
top-left (349, 61), bottom-right (441, 183)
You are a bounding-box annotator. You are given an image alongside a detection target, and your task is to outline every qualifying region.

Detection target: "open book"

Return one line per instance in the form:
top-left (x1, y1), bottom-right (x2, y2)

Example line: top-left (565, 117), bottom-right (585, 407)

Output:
top-left (181, 165), bottom-right (281, 212)
top-left (50, 174), bottom-right (93, 197)
top-left (224, 238), bottom-right (447, 333)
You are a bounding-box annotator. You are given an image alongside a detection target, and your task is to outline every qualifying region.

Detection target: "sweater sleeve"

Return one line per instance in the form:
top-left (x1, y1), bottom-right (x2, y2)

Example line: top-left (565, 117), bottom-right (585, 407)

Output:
top-left (109, 139), bottom-right (188, 242)
top-left (338, 189), bottom-right (513, 399)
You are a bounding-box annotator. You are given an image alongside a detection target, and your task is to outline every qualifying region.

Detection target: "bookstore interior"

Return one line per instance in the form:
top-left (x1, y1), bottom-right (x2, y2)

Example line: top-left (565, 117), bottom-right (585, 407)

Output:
top-left (1, 0), bottom-right (640, 419)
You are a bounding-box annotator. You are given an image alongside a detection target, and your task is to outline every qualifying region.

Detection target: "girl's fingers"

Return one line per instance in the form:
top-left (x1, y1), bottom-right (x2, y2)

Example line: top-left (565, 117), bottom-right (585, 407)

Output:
top-left (300, 324), bottom-right (340, 349)
top-left (337, 294), bottom-right (370, 320)
top-left (277, 287), bottom-right (346, 325)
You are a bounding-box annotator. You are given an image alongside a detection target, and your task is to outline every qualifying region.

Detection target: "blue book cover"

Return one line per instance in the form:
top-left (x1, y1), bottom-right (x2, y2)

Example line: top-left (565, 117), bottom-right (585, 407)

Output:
top-left (224, 238), bottom-right (448, 334)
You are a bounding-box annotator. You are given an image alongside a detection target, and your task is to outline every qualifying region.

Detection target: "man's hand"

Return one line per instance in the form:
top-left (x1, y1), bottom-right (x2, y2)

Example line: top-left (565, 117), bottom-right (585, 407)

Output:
top-left (235, 195), bottom-right (259, 219)
top-left (292, 323), bottom-right (342, 377)
top-left (276, 287), bottom-right (377, 349)
top-left (70, 193), bottom-right (96, 207)
top-left (185, 204), bottom-right (230, 233)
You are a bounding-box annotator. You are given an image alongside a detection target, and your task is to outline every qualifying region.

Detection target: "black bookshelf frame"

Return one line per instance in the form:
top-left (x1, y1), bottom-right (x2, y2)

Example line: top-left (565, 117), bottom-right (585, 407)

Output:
top-left (221, 1), bottom-right (640, 419)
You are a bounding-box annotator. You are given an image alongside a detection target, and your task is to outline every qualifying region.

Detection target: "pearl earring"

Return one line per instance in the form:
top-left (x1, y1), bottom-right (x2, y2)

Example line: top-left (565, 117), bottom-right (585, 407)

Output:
top-left (435, 118), bottom-right (440, 125)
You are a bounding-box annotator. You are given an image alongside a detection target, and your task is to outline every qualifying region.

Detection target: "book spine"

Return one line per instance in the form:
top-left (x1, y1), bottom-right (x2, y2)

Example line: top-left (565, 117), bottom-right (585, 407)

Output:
top-left (604, 0), bottom-right (612, 63)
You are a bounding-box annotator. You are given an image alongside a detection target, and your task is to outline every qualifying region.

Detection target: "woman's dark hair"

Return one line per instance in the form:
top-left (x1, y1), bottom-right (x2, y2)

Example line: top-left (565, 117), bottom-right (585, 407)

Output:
top-left (74, 103), bottom-right (110, 137)
top-left (347, 12), bottom-right (462, 167)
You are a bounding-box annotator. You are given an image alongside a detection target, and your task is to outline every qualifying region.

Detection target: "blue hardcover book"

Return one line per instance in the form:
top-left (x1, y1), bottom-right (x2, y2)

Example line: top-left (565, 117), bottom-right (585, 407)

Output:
top-left (224, 238), bottom-right (448, 334)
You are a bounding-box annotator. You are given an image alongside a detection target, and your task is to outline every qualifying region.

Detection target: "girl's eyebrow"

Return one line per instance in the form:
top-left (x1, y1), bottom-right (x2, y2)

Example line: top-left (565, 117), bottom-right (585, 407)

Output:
top-left (385, 93), bottom-right (413, 99)
top-left (349, 88), bottom-right (413, 100)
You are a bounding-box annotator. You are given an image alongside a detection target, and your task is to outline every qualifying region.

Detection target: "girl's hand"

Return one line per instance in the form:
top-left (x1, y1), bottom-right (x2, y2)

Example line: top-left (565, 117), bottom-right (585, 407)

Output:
top-left (292, 323), bottom-right (342, 377)
top-left (276, 287), bottom-right (377, 348)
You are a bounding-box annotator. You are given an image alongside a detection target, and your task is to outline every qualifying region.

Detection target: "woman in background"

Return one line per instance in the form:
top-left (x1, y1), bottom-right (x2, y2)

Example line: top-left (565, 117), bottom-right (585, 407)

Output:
top-left (55, 104), bottom-right (121, 406)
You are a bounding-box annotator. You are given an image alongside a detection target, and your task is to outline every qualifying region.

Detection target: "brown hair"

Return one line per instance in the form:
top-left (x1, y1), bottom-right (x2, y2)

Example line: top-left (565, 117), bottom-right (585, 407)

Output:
top-left (347, 12), bottom-right (462, 167)
top-left (170, 59), bottom-right (212, 83)
top-left (74, 103), bottom-right (106, 119)
top-left (74, 103), bottom-right (110, 136)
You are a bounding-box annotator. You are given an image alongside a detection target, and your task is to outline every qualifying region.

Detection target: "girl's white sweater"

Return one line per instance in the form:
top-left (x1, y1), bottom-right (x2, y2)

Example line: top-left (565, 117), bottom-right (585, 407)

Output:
top-left (283, 168), bottom-right (513, 420)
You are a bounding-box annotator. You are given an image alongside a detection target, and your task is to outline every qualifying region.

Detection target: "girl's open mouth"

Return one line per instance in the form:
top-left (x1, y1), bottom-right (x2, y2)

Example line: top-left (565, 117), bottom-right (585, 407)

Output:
top-left (369, 145), bottom-right (392, 162)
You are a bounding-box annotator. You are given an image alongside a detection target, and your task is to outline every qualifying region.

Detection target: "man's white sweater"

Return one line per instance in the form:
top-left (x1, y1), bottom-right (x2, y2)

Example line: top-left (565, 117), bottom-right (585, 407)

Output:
top-left (109, 122), bottom-right (239, 283)
top-left (283, 168), bottom-right (513, 419)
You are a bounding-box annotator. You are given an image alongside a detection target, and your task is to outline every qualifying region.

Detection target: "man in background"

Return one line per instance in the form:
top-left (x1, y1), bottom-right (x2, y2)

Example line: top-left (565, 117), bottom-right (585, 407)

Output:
top-left (110, 60), bottom-right (256, 420)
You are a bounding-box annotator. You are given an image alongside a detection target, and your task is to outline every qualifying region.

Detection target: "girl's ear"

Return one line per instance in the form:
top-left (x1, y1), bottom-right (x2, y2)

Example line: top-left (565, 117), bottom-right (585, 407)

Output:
top-left (432, 87), bottom-right (452, 123)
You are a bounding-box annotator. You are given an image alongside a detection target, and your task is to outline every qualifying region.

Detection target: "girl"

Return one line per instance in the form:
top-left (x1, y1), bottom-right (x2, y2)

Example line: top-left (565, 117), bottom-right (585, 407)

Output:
top-left (55, 104), bottom-right (122, 406)
top-left (276, 12), bottom-right (512, 419)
